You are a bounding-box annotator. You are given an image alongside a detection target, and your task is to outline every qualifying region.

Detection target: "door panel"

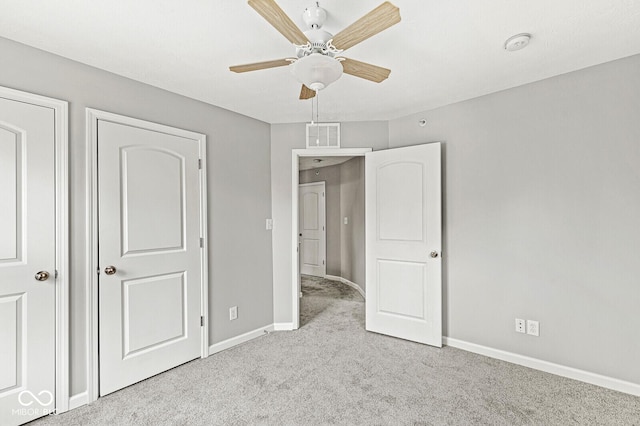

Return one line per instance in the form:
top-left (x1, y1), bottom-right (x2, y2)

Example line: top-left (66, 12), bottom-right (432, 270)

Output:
top-left (0, 294), bottom-right (23, 391)
top-left (0, 124), bottom-right (22, 262)
top-left (121, 147), bottom-right (185, 255)
top-left (302, 193), bottom-right (319, 230)
top-left (377, 259), bottom-right (425, 319)
top-left (0, 97), bottom-right (56, 425)
top-left (298, 182), bottom-right (326, 277)
top-left (302, 239), bottom-right (320, 266)
top-left (98, 119), bottom-right (202, 396)
top-left (122, 272), bottom-right (187, 357)
top-left (365, 143), bottom-right (442, 346)
top-left (378, 162), bottom-right (424, 241)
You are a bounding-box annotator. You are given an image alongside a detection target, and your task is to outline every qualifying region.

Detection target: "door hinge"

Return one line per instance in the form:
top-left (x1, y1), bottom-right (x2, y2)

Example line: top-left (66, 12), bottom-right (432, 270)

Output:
top-left (323, 260), bottom-right (325, 265)
top-left (54, 270), bottom-right (59, 279)
top-left (200, 237), bottom-right (204, 248)
top-left (198, 159), bottom-right (202, 169)
top-left (96, 266), bottom-right (100, 275)
top-left (322, 192), bottom-right (325, 197)
top-left (200, 316), bottom-right (204, 326)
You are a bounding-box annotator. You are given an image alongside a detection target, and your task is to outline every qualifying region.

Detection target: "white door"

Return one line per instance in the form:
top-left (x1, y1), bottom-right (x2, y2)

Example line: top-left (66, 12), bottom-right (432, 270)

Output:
top-left (298, 182), bottom-right (326, 277)
top-left (365, 143), bottom-right (442, 346)
top-left (0, 96), bottom-right (55, 424)
top-left (98, 119), bottom-right (203, 396)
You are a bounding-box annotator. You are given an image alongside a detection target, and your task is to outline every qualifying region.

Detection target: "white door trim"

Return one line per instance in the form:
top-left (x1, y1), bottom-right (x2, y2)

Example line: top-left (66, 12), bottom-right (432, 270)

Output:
top-left (291, 148), bottom-right (371, 329)
top-left (85, 109), bottom-right (209, 402)
top-left (0, 86), bottom-right (69, 414)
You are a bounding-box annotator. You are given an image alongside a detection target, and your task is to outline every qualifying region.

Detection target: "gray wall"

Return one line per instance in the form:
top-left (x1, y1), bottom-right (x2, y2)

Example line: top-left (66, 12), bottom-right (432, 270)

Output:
top-left (271, 122), bottom-right (388, 324)
top-left (0, 37), bottom-right (274, 396)
top-left (389, 54), bottom-right (640, 384)
top-left (299, 165), bottom-right (341, 276)
top-left (340, 157), bottom-right (365, 289)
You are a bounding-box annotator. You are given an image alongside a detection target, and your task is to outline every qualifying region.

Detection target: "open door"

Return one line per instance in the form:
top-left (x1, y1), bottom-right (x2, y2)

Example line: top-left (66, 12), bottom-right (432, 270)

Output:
top-left (365, 143), bottom-right (442, 346)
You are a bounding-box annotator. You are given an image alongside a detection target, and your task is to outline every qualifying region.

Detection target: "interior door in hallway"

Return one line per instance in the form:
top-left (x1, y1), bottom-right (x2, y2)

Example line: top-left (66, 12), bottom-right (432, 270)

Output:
top-left (365, 143), bottom-right (442, 347)
top-left (0, 94), bottom-right (55, 425)
top-left (97, 117), bottom-right (204, 396)
top-left (298, 182), bottom-right (326, 277)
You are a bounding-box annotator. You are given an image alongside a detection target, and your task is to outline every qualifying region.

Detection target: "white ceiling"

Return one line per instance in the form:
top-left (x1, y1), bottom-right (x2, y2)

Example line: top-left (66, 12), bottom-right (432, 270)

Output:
top-left (299, 156), bottom-right (353, 171)
top-left (2, 1), bottom-right (640, 124)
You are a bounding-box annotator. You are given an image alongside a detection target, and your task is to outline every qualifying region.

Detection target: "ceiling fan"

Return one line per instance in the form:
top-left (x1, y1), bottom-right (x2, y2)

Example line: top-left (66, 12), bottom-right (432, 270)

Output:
top-left (229, 0), bottom-right (401, 100)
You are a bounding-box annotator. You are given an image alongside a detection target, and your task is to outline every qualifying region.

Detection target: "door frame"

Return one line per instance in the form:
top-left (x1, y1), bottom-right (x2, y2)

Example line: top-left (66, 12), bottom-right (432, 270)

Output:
top-left (0, 86), bottom-right (69, 414)
top-left (291, 148), bottom-right (371, 329)
top-left (298, 181), bottom-right (326, 277)
top-left (85, 109), bottom-right (209, 402)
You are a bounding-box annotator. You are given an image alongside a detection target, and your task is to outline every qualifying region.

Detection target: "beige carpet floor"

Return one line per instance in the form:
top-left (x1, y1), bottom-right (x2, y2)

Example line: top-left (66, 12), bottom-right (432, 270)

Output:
top-left (32, 275), bottom-right (640, 425)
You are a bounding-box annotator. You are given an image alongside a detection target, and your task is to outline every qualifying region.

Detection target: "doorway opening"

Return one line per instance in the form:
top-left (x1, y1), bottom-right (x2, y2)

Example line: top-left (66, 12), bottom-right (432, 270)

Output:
top-left (292, 148), bottom-right (371, 329)
top-left (291, 144), bottom-right (443, 346)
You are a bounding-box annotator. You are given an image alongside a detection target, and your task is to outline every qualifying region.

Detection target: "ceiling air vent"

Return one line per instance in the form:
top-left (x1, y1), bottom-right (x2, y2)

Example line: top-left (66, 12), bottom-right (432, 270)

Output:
top-left (306, 123), bottom-right (340, 149)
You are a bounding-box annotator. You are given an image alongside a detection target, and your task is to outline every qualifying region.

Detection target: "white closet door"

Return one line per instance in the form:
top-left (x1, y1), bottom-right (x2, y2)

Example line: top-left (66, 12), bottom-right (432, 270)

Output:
top-left (0, 96), bottom-right (56, 425)
top-left (97, 119), bottom-right (202, 396)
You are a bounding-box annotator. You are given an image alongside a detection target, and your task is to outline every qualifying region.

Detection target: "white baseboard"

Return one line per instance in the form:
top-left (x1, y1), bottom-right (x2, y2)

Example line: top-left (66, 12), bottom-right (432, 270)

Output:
top-left (443, 337), bottom-right (640, 397)
top-left (273, 322), bottom-right (294, 331)
top-left (324, 274), bottom-right (365, 298)
top-left (208, 324), bottom-right (274, 355)
top-left (68, 391), bottom-right (88, 411)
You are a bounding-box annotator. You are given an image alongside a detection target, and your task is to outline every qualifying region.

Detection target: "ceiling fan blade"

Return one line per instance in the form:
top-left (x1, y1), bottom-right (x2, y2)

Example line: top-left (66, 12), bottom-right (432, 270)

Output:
top-left (341, 58), bottom-right (391, 83)
top-left (248, 0), bottom-right (309, 45)
top-left (299, 85), bottom-right (316, 100)
top-left (229, 58), bottom-right (291, 73)
top-left (331, 2), bottom-right (401, 51)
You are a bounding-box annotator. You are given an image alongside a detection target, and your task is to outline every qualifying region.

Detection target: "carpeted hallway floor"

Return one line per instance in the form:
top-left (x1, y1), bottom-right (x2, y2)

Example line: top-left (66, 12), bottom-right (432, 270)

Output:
top-left (34, 276), bottom-right (640, 425)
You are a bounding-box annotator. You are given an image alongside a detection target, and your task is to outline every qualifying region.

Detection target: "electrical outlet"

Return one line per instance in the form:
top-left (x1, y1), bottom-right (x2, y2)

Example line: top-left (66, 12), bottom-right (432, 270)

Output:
top-left (229, 306), bottom-right (238, 321)
top-left (515, 318), bottom-right (526, 333)
top-left (527, 320), bottom-right (539, 336)
top-left (266, 218), bottom-right (273, 230)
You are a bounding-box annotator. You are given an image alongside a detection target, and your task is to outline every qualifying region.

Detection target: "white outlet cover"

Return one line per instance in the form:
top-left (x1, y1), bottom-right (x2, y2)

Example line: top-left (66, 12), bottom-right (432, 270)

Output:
top-left (229, 306), bottom-right (238, 320)
top-left (527, 320), bottom-right (540, 336)
top-left (266, 218), bottom-right (273, 230)
top-left (515, 318), bottom-right (526, 333)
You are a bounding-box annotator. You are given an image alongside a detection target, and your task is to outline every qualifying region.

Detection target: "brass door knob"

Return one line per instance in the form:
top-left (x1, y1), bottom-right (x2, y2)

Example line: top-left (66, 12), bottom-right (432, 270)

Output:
top-left (104, 266), bottom-right (117, 275)
top-left (34, 271), bottom-right (50, 281)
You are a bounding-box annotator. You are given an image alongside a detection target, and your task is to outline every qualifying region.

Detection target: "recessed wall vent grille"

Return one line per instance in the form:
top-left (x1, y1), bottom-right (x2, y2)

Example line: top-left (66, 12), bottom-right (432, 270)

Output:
top-left (306, 123), bottom-right (340, 148)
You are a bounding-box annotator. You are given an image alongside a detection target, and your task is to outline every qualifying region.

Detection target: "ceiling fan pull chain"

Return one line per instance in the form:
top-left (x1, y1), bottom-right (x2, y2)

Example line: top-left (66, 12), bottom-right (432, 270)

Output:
top-left (316, 91), bottom-right (320, 146)
top-left (310, 90), bottom-right (315, 125)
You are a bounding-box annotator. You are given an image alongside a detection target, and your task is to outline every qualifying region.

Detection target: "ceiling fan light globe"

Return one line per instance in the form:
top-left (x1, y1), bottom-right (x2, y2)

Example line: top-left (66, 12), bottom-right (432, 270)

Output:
top-left (291, 53), bottom-right (343, 91)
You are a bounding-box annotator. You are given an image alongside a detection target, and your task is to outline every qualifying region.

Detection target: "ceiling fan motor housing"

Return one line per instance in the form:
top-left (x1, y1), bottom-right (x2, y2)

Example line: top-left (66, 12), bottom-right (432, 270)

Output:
top-left (303, 4), bottom-right (327, 29)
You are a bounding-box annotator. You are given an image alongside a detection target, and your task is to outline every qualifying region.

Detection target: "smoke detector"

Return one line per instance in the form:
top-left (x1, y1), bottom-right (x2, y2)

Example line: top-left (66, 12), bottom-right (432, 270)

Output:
top-left (504, 33), bottom-right (531, 51)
